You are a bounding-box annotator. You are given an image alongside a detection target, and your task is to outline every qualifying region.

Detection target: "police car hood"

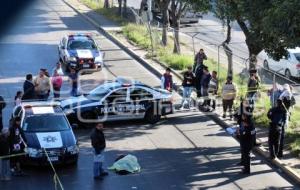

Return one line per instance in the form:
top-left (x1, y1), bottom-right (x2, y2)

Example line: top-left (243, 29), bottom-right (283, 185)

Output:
top-left (24, 130), bottom-right (76, 149)
top-left (68, 49), bottom-right (100, 59)
top-left (61, 95), bottom-right (93, 110)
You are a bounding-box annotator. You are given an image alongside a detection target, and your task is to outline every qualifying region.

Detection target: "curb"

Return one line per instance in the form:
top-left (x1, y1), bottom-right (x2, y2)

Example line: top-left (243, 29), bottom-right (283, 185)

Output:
top-left (64, 0), bottom-right (300, 185)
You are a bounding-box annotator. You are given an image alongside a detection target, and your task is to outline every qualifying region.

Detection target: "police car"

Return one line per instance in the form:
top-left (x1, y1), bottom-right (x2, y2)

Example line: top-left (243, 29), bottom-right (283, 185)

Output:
top-left (12, 102), bottom-right (79, 165)
top-left (61, 78), bottom-right (174, 126)
top-left (58, 33), bottom-right (103, 72)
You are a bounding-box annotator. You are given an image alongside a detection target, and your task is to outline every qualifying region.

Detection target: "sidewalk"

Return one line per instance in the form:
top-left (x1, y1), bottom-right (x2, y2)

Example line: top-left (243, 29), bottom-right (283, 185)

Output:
top-left (65, 0), bottom-right (300, 183)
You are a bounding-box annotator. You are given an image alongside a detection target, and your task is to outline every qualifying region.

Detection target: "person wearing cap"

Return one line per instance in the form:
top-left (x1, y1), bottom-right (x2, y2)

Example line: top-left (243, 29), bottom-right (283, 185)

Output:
top-left (221, 76), bottom-right (237, 119)
top-left (34, 69), bottom-right (51, 100)
top-left (9, 117), bottom-right (26, 176)
top-left (90, 123), bottom-right (108, 180)
top-left (161, 67), bottom-right (173, 92)
top-left (247, 69), bottom-right (260, 112)
top-left (0, 128), bottom-right (11, 181)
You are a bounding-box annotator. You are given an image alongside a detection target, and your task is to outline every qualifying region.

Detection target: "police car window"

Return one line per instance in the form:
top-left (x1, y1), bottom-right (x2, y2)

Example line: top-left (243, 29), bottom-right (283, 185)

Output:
top-left (105, 89), bottom-right (127, 103)
top-left (23, 114), bottom-right (70, 132)
top-left (87, 85), bottom-right (111, 100)
top-left (67, 39), bottom-right (97, 50)
top-left (130, 88), bottom-right (153, 100)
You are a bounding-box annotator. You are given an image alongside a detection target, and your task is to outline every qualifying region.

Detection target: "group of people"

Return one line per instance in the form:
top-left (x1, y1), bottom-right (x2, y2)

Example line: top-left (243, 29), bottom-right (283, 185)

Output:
top-left (17, 62), bottom-right (79, 103)
top-left (161, 48), bottom-right (297, 175)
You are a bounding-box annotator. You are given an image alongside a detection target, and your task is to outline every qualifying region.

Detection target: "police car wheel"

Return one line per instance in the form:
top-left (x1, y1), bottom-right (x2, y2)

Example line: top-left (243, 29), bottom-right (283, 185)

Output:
top-left (145, 108), bottom-right (161, 124)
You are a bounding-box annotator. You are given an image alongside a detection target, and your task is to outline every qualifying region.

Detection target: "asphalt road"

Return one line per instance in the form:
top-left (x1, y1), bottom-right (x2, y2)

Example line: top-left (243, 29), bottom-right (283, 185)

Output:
top-left (0, 0), bottom-right (298, 189)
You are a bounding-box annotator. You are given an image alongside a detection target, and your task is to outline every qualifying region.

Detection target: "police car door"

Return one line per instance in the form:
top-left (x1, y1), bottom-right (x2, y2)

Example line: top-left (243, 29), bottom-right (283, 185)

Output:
top-left (129, 87), bottom-right (152, 118)
top-left (101, 88), bottom-right (133, 121)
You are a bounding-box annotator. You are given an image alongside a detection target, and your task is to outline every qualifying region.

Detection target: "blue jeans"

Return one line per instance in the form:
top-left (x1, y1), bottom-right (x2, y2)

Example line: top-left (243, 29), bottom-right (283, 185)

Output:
top-left (0, 159), bottom-right (10, 179)
top-left (70, 87), bottom-right (78, 97)
top-left (93, 152), bottom-right (104, 177)
top-left (181, 87), bottom-right (193, 107)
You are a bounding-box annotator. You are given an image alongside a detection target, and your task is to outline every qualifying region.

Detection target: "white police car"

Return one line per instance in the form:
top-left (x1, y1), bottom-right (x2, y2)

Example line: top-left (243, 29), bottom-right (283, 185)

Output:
top-left (61, 78), bottom-right (174, 126)
top-left (12, 102), bottom-right (79, 165)
top-left (58, 33), bottom-right (103, 72)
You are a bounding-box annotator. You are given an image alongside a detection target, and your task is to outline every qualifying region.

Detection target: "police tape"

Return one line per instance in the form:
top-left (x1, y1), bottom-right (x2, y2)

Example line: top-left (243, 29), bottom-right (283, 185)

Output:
top-left (42, 148), bottom-right (64, 190)
top-left (0, 150), bottom-right (64, 190)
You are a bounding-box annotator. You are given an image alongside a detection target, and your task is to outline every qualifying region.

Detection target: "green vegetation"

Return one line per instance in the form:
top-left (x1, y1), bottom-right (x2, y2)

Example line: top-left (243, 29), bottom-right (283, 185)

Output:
top-left (81, 0), bottom-right (300, 155)
top-left (80, 0), bottom-right (125, 23)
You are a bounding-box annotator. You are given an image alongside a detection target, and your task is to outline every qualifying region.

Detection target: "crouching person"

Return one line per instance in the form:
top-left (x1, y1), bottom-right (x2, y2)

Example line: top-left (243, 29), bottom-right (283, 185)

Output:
top-left (90, 123), bottom-right (108, 180)
top-left (0, 129), bottom-right (11, 181)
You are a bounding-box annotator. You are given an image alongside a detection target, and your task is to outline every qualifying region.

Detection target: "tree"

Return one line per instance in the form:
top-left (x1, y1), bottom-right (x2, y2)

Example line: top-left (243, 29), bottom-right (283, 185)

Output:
top-left (261, 0), bottom-right (300, 61)
top-left (212, 0), bottom-right (234, 77)
top-left (169, 0), bottom-right (210, 54)
top-left (104, 0), bottom-right (110, 8)
top-left (159, 0), bottom-right (171, 46)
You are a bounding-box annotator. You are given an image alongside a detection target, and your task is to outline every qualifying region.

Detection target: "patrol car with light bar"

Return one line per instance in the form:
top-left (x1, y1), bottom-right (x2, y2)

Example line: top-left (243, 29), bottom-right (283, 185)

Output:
top-left (61, 77), bottom-right (174, 126)
top-left (12, 102), bottom-right (79, 165)
top-left (58, 33), bottom-right (103, 72)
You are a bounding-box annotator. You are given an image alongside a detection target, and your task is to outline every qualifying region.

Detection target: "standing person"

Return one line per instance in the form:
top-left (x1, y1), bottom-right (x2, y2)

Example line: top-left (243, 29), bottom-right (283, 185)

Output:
top-left (161, 67), bottom-right (173, 92)
top-left (193, 48), bottom-right (207, 73)
top-left (277, 84), bottom-right (296, 158)
top-left (247, 70), bottom-right (260, 112)
top-left (90, 123), bottom-right (108, 180)
top-left (194, 65), bottom-right (204, 97)
top-left (9, 117), bottom-right (26, 176)
top-left (238, 113), bottom-right (256, 174)
top-left (68, 68), bottom-right (79, 97)
top-left (34, 69), bottom-right (51, 100)
top-left (267, 100), bottom-right (285, 159)
top-left (51, 70), bottom-right (63, 99)
top-left (0, 96), bottom-right (6, 132)
top-left (14, 91), bottom-right (22, 106)
top-left (200, 66), bottom-right (211, 111)
top-left (180, 66), bottom-right (195, 109)
top-left (22, 74), bottom-right (35, 100)
top-left (221, 76), bottom-right (237, 119)
top-left (52, 61), bottom-right (64, 76)
top-left (207, 71), bottom-right (218, 111)
top-left (0, 129), bottom-right (11, 181)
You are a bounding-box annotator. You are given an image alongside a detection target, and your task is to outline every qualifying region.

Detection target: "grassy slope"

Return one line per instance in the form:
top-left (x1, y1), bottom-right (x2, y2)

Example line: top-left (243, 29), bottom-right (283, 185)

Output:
top-left (81, 0), bottom-right (300, 155)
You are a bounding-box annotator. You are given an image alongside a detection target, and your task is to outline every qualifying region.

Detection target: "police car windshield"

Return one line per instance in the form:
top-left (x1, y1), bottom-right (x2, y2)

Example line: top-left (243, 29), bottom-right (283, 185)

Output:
top-left (87, 83), bottom-right (114, 99)
top-left (68, 39), bottom-right (97, 50)
top-left (23, 114), bottom-right (70, 132)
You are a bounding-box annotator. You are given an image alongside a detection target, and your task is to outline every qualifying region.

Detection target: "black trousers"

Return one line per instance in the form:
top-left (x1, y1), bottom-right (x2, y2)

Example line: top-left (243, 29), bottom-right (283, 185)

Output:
top-left (222, 99), bottom-right (234, 116)
top-left (240, 133), bottom-right (255, 173)
top-left (268, 125), bottom-right (282, 158)
top-left (207, 99), bottom-right (216, 109)
top-left (0, 116), bottom-right (3, 132)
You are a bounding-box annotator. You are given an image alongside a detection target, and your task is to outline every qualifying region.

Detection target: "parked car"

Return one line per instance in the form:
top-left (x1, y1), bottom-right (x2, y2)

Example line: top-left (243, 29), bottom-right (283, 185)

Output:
top-left (61, 77), bottom-right (174, 126)
top-left (263, 48), bottom-right (300, 79)
top-left (58, 33), bottom-right (104, 72)
top-left (12, 102), bottom-right (79, 165)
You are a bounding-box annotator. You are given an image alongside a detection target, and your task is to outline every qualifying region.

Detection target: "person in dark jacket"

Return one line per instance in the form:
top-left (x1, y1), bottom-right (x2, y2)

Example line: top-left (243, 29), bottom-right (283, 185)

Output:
top-left (193, 49), bottom-right (207, 72)
top-left (90, 123), bottom-right (108, 180)
top-left (180, 66), bottom-right (195, 109)
top-left (200, 67), bottom-right (211, 110)
top-left (22, 74), bottom-right (35, 100)
top-left (0, 96), bottom-right (5, 132)
top-left (161, 67), bottom-right (173, 92)
top-left (9, 117), bottom-right (26, 176)
top-left (267, 100), bottom-right (285, 159)
top-left (0, 129), bottom-right (11, 181)
top-left (238, 113), bottom-right (256, 174)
